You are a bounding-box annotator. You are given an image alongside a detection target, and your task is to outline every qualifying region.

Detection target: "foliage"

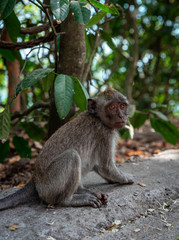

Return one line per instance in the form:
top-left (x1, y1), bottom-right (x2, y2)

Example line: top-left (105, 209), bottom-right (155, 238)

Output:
top-left (16, 68), bottom-right (54, 96)
top-left (0, 140), bottom-right (9, 163)
top-left (0, 0), bottom-right (178, 161)
top-left (54, 74), bottom-right (74, 120)
top-left (0, 105), bottom-right (10, 140)
top-left (19, 122), bottom-right (45, 142)
top-left (12, 136), bottom-right (32, 158)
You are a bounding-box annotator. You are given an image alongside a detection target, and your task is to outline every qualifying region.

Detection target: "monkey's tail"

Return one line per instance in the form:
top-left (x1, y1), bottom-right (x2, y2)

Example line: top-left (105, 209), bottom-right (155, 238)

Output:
top-left (0, 180), bottom-right (39, 211)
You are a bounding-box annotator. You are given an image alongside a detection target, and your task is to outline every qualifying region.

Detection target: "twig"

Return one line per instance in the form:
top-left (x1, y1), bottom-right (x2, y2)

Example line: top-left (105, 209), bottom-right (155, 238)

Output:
top-left (35, 0), bottom-right (59, 36)
top-left (98, 15), bottom-right (120, 27)
top-left (37, 46), bottom-right (43, 67)
top-left (29, 0), bottom-right (44, 12)
top-left (11, 101), bottom-right (50, 120)
top-left (82, 31), bottom-right (100, 83)
top-left (86, 0), bottom-right (98, 12)
top-left (115, 4), bottom-right (125, 18)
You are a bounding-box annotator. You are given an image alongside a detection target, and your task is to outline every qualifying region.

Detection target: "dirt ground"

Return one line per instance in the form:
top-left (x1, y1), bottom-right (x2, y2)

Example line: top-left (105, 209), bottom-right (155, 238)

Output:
top-left (0, 149), bottom-right (179, 240)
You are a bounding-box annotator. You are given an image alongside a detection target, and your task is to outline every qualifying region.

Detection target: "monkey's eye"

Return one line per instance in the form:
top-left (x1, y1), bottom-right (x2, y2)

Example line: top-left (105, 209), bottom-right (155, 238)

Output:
top-left (120, 103), bottom-right (126, 110)
top-left (109, 104), bottom-right (116, 110)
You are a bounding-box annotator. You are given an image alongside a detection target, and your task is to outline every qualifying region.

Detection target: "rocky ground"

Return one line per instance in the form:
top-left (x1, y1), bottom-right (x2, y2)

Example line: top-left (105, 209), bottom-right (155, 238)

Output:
top-left (0, 149), bottom-right (179, 240)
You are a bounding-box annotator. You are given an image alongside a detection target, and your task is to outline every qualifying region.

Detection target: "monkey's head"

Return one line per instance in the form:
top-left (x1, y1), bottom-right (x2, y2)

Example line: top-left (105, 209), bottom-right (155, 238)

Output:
top-left (88, 86), bottom-right (128, 129)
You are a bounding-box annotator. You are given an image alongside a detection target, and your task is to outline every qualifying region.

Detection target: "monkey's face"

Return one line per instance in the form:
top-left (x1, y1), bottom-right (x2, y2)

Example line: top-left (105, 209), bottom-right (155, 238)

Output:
top-left (88, 87), bottom-right (129, 129)
top-left (102, 101), bottom-right (128, 129)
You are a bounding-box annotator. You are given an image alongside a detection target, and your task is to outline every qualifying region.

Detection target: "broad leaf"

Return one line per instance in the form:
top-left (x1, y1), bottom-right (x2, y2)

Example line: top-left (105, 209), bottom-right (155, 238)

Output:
top-left (0, 105), bottom-right (11, 140)
top-left (150, 110), bottom-right (168, 121)
top-left (16, 68), bottom-right (54, 96)
top-left (4, 11), bottom-right (20, 42)
top-left (50, 0), bottom-right (69, 21)
top-left (0, 140), bottom-right (10, 163)
top-left (19, 122), bottom-right (45, 142)
top-left (86, 10), bottom-right (106, 28)
top-left (88, 0), bottom-right (119, 15)
top-left (54, 74), bottom-right (74, 119)
top-left (130, 112), bottom-right (148, 129)
top-left (100, 30), bottom-right (116, 50)
top-left (13, 136), bottom-right (32, 158)
top-left (41, 72), bottom-right (55, 92)
top-left (0, 0), bottom-right (16, 19)
top-left (150, 118), bottom-right (179, 145)
top-left (72, 77), bottom-right (89, 111)
top-left (71, 1), bottom-right (91, 25)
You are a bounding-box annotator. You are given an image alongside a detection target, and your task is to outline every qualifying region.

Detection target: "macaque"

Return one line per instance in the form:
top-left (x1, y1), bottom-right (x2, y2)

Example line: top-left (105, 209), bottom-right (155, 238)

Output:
top-left (0, 86), bottom-right (134, 210)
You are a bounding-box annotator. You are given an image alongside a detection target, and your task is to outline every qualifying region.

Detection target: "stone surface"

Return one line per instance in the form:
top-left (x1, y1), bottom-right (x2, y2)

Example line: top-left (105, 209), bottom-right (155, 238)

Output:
top-left (0, 150), bottom-right (179, 240)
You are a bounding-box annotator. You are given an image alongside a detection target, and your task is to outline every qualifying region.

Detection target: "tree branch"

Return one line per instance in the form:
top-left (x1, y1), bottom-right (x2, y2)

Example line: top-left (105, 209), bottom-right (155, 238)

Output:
top-left (0, 29), bottom-right (65, 50)
top-left (11, 101), bottom-right (50, 120)
top-left (20, 21), bottom-right (57, 34)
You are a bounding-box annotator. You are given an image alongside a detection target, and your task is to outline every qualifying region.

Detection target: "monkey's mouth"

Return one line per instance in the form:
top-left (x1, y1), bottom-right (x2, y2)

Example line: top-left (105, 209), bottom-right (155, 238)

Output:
top-left (115, 122), bottom-right (125, 128)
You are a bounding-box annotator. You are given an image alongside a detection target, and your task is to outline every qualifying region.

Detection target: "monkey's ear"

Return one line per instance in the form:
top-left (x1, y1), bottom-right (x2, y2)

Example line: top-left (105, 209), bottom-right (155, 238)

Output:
top-left (87, 99), bottom-right (97, 114)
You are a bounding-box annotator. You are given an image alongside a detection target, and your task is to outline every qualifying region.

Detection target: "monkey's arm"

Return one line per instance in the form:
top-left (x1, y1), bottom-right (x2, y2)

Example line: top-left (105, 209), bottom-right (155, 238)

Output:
top-left (94, 162), bottom-right (134, 184)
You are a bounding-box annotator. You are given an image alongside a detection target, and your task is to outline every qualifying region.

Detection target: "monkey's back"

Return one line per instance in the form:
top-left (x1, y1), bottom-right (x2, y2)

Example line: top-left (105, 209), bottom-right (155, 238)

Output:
top-left (34, 111), bottom-right (116, 173)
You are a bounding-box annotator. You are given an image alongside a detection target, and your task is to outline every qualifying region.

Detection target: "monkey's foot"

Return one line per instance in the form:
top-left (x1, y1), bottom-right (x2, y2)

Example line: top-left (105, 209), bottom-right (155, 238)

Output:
top-left (94, 192), bottom-right (108, 205)
top-left (63, 193), bottom-right (106, 208)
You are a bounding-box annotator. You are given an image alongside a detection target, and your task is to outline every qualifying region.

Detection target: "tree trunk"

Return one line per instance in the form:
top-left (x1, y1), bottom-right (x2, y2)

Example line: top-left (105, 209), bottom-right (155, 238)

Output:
top-left (48, 13), bottom-right (86, 137)
top-left (125, 1), bottom-right (138, 104)
top-left (4, 31), bottom-right (21, 113)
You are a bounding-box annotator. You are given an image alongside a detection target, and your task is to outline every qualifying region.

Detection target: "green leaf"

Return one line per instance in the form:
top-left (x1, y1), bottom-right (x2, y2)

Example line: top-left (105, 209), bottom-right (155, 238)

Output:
top-left (50, 0), bottom-right (69, 21)
top-left (0, 49), bottom-right (22, 65)
top-left (150, 118), bottom-right (179, 145)
top-left (71, 1), bottom-right (91, 25)
top-left (0, 49), bottom-right (15, 61)
top-left (41, 72), bottom-right (55, 92)
top-left (100, 30), bottom-right (116, 50)
top-left (150, 110), bottom-right (168, 121)
top-left (13, 136), bottom-right (32, 158)
top-left (88, 0), bottom-right (119, 15)
top-left (130, 112), bottom-right (148, 129)
top-left (4, 11), bottom-right (20, 42)
top-left (0, 140), bottom-right (10, 163)
top-left (72, 77), bottom-right (89, 111)
top-left (0, 105), bottom-right (11, 140)
top-left (0, 0), bottom-right (16, 19)
top-left (86, 10), bottom-right (106, 28)
top-left (19, 122), bottom-right (45, 142)
top-left (54, 74), bottom-right (74, 119)
top-left (16, 68), bottom-right (54, 96)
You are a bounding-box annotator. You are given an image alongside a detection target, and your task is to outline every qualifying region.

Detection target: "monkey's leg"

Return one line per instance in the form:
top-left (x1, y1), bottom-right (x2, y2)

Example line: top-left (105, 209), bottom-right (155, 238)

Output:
top-left (93, 165), bottom-right (114, 184)
top-left (94, 164), bottom-right (134, 184)
top-left (35, 149), bottom-right (105, 208)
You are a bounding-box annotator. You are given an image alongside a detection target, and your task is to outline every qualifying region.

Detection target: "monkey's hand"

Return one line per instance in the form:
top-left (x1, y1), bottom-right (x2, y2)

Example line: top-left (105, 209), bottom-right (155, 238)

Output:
top-left (121, 173), bottom-right (134, 184)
